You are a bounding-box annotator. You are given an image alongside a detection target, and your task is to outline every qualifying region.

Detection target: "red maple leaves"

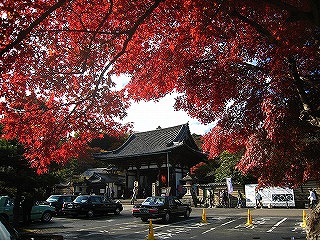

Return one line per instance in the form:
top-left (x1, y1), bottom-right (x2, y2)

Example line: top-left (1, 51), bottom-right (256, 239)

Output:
top-left (1, 0), bottom-right (319, 186)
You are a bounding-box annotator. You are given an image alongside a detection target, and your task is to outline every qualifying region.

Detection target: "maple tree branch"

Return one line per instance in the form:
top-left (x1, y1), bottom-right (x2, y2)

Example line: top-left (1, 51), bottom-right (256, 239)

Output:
top-left (288, 57), bottom-right (312, 112)
top-left (71, 0), bottom-right (114, 74)
top-left (235, 62), bottom-right (265, 72)
top-left (288, 56), bottom-right (320, 127)
top-left (231, 10), bottom-right (277, 43)
top-left (0, 0), bottom-right (68, 57)
top-left (195, 59), bottom-right (266, 73)
top-left (262, 0), bottom-right (308, 15)
top-left (38, 29), bottom-right (124, 35)
top-left (56, 0), bottom-right (164, 135)
top-left (262, 0), bottom-right (319, 25)
top-left (97, 0), bottom-right (164, 84)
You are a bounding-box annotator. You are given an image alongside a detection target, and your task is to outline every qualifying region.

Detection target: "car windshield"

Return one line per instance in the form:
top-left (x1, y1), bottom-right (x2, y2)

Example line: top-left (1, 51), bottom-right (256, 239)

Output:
top-left (46, 196), bottom-right (60, 202)
top-left (74, 196), bottom-right (89, 203)
top-left (142, 197), bottom-right (165, 205)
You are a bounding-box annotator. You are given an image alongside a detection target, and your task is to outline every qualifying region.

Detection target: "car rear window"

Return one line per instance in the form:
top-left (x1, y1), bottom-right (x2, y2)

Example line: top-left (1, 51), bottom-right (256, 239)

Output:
top-left (46, 196), bottom-right (60, 202)
top-left (74, 196), bottom-right (89, 203)
top-left (142, 197), bottom-right (165, 205)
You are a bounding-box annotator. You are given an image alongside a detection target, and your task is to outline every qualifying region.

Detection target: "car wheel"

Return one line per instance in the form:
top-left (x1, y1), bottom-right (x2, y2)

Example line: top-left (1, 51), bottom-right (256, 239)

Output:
top-left (141, 217), bottom-right (148, 222)
top-left (41, 211), bottom-right (52, 223)
top-left (87, 210), bottom-right (94, 218)
top-left (162, 212), bottom-right (171, 223)
top-left (114, 207), bottom-right (121, 215)
top-left (184, 209), bottom-right (191, 219)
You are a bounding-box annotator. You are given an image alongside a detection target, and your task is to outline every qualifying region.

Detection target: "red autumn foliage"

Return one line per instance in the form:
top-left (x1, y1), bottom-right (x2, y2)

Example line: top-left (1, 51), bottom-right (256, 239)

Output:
top-left (1, 1), bottom-right (319, 186)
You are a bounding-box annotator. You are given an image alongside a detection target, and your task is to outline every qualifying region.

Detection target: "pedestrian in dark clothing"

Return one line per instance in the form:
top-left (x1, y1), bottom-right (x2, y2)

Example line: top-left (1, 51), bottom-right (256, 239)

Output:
top-left (255, 191), bottom-right (263, 209)
top-left (22, 194), bottom-right (33, 225)
top-left (111, 189), bottom-right (115, 199)
top-left (221, 190), bottom-right (228, 208)
top-left (209, 191), bottom-right (214, 208)
top-left (236, 190), bottom-right (243, 208)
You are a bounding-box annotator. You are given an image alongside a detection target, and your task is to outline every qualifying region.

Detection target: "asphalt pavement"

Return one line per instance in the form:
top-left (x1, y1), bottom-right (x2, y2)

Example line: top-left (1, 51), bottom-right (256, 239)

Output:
top-left (21, 205), bottom-right (308, 240)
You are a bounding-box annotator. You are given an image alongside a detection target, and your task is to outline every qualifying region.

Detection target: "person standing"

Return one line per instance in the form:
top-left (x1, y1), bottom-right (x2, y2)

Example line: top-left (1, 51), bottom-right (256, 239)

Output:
top-left (209, 191), bottom-right (214, 208)
top-left (22, 193), bottom-right (34, 226)
top-left (236, 190), bottom-right (243, 208)
top-left (131, 187), bottom-right (138, 205)
top-left (308, 189), bottom-right (317, 209)
top-left (111, 189), bottom-right (115, 199)
top-left (255, 191), bottom-right (262, 209)
top-left (221, 190), bottom-right (228, 208)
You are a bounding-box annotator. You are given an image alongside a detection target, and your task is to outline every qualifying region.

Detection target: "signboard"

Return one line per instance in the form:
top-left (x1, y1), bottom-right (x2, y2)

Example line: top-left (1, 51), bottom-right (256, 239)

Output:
top-left (245, 184), bottom-right (295, 208)
top-left (152, 183), bottom-right (156, 196)
top-left (161, 187), bottom-right (171, 196)
top-left (226, 178), bottom-right (233, 194)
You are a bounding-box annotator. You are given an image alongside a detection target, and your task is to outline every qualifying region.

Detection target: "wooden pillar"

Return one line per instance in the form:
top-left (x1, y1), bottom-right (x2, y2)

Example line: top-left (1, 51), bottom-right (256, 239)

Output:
top-left (157, 162), bottom-right (162, 196)
top-left (167, 152), bottom-right (170, 188)
top-left (135, 164), bottom-right (141, 198)
top-left (124, 168), bottom-right (129, 198)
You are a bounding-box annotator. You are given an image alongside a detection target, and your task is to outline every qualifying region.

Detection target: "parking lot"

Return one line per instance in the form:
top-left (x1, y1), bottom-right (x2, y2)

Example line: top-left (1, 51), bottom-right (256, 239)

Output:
top-left (23, 205), bottom-right (307, 240)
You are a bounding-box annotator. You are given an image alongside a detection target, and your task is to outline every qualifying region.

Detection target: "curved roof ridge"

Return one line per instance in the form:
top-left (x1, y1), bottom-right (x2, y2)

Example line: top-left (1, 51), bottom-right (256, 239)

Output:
top-left (110, 134), bottom-right (136, 154)
top-left (171, 123), bottom-right (189, 143)
top-left (134, 123), bottom-right (188, 135)
top-left (94, 123), bottom-right (203, 160)
top-left (107, 123), bottom-right (189, 153)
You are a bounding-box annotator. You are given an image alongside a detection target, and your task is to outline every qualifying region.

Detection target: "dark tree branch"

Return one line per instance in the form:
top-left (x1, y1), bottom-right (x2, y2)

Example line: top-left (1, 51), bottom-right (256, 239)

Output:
top-left (0, 0), bottom-right (68, 57)
top-left (288, 56), bottom-right (320, 127)
top-left (232, 10), bottom-right (277, 43)
top-left (262, 0), bottom-right (319, 26)
top-left (97, 0), bottom-right (164, 84)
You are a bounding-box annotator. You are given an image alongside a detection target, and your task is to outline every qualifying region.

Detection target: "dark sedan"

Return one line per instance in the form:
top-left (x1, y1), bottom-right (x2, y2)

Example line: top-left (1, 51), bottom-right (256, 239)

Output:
top-left (62, 195), bottom-right (123, 218)
top-left (132, 196), bottom-right (191, 223)
top-left (45, 195), bottom-right (76, 214)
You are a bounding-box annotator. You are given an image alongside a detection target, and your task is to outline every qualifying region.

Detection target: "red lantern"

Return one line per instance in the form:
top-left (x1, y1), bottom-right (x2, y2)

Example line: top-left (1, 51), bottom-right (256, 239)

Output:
top-left (160, 175), bottom-right (166, 184)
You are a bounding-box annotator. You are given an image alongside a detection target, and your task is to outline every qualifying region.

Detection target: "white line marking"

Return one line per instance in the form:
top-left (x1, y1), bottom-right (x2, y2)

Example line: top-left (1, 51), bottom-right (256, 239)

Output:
top-left (202, 227), bottom-right (216, 234)
top-left (267, 218), bottom-right (287, 232)
top-left (202, 219), bottom-right (237, 234)
top-left (221, 219), bottom-right (237, 226)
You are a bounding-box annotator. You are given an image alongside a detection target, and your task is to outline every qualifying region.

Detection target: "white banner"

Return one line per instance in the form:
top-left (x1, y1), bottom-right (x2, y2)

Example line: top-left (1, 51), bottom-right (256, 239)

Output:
top-left (245, 184), bottom-right (295, 207)
top-left (226, 178), bottom-right (233, 194)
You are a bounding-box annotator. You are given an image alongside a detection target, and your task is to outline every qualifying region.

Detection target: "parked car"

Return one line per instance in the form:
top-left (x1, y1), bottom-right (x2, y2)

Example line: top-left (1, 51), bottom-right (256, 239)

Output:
top-left (45, 195), bottom-right (76, 214)
top-left (62, 195), bottom-right (123, 218)
top-left (132, 196), bottom-right (192, 223)
top-left (0, 196), bottom-right (55, 223)
top-left (0, 215), bottom-right (63, 240)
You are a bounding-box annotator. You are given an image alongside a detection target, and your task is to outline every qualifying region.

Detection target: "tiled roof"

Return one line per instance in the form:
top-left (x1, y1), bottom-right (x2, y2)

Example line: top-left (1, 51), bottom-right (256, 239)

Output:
top-left (88, 172), bottom-right (122, 183)
top-left (81, 168), bottom-right (113, 178)
top-left (94, 123), bottom-right (202, 159)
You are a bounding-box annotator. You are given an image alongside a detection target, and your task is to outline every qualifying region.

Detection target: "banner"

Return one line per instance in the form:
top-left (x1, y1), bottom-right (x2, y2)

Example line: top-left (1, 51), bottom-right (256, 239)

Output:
top-left (245, 184), bottom-right (295, 207)
top-left (226, 178), bottom-right (233, 194)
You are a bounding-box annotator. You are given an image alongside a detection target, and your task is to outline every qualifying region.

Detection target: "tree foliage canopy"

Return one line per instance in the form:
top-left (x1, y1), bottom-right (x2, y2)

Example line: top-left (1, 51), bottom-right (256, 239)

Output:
top-left (1, 0), bottom-right (319, 186)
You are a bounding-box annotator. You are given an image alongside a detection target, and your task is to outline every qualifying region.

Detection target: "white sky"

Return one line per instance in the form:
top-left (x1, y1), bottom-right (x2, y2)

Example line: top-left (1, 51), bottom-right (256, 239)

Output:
top-left (114, 76), bottom-right (215, 135)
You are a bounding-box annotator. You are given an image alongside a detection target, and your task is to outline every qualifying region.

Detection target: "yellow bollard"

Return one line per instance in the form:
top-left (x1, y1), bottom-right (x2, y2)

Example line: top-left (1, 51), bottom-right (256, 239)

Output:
top-left (146, 219), bottom-right (156, 240)
top-left (301, 210), bottom-right (307, 228)
top-left (245, 209), bottom-right (253, 226)
top-left (201, 208), bottom-right (208, 223)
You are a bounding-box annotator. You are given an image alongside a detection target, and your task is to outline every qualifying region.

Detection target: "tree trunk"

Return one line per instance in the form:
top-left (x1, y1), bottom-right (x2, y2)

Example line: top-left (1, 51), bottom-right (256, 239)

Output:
top-left (306, 202), bottom-right (320, 239)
